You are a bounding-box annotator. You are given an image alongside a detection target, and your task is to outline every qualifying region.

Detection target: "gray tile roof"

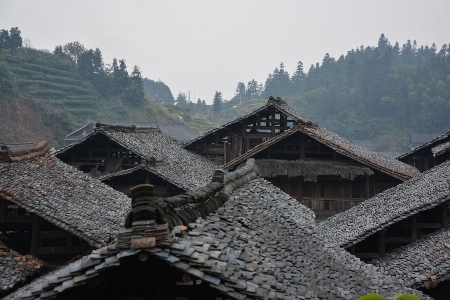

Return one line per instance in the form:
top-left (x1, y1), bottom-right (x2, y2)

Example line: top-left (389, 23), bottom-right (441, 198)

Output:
top-left (0, 246), bottom-right (43, 294)
top-left (318, 160), bottom-right (450, 249)
top-left (0, 142), bottom-right (131, 248)
top-left (372, 227), bottom-right (450, 289)
top-left (58, 124), bottom-right (218, 191)
top-left (4, 159), bottom-right (428, 300)
top-left (398, 130), bottom-right (450, 159)
top-left (223, 123), bottom-right (420, 181)
top-left (432, 141), bottom-right (450, 157)
top-left (65, 121), bottom-right (200, 143)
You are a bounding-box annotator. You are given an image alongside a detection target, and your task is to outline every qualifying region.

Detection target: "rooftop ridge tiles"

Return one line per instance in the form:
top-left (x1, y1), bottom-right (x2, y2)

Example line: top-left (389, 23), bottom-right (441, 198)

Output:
top-left (0, 141), bottom-right (49, 162)
top-left (94, 122), bottom-right (161, 133)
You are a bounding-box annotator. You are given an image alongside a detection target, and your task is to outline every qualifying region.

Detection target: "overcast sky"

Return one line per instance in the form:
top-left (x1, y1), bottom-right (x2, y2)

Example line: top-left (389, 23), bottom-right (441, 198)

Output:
top-left (1, 0), bottom-right (449, 102)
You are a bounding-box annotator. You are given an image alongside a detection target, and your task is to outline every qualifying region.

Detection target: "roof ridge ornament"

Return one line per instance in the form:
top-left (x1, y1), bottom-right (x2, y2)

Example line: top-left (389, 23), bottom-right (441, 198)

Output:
top-left (267, 96), bottom-right (287, 106)
top-left (0, 140), bottom-right (49, 162)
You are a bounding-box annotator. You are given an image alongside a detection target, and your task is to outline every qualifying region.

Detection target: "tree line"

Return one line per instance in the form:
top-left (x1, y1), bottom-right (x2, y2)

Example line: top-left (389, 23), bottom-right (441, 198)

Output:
top-left (229, 34), bottom-right (450, 142)
top-left (53, 41), bottom-right (144, 104)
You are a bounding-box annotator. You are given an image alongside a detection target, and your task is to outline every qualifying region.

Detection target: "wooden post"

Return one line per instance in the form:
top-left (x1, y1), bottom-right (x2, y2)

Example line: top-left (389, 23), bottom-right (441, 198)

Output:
top-left (377, 230), bottom-right (385, 257)
top-left (441, 202), bottom-right (448, 228)
top-left (411, 215), bottom-right (417, 242)
top-left (0, 199), bottom-right (6, 222)
top-left (271, 111), bottom-right (275, 134)
top-left (30, 217), bottom-right (39, 256)
top-left (370, 177), bottom-right (377, 197)
top-left (66, 232), bottom-right (73, 254)
top-left (223, 142), bottom-right (227, 164)
top-left (300, 134), bottom-right (305, 159)
top-left (365, 177), bottom-right (370, 199)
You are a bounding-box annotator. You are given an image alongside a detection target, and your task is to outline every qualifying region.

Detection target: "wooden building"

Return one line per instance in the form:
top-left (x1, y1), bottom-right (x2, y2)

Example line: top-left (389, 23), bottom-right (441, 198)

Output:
top-left (398, 130), bottom-right (450, 172)
top-left (56, 123), bottom-right (218, 197)
top-left (0, 141), bottom-right (130, 262)
top-left (214, 99), bottom-right (419, 217)
top-left (319, 159), bottom-right (450, 261)
top-left (4, 161), bottom-right (426, 300)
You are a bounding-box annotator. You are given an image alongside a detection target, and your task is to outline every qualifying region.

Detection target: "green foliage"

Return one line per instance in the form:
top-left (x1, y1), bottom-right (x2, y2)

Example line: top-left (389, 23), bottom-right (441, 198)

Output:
top-left (22, 63), bottom-right (74, 78)
top-left (142, 77), bottom-right (175, 104)
top-left (0, 61), bottom-right (14, 94)
top-left (213, 91), bottom-right (222, 114)
top-left (358, 294), bottom-right (385, 300)
top-left (0, 27), bottom-right (22, 53)
top-left (358, 294), bottom-right (420, 300)
top-left (17, 79), bottom-right (90, 95)
top-left (225, 35), bottom-right (450, 151)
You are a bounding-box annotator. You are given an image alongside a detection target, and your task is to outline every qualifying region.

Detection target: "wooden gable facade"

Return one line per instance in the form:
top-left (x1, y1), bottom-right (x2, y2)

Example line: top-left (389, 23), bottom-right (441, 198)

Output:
top-left (56, 124), bottom-right (218, 198)
top-left (398, 130), bottom-right (450, 172)
top-left (184, 97), bottom-right (298, 165)
top-left (207, 99), bottom-right (419, 218)
top-left (223, 128), bottom-right (407, 218)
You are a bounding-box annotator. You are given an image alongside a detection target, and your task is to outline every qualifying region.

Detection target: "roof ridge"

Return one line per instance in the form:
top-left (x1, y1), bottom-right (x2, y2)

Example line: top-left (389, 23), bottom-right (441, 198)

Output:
top-left (94, 122), bottom-right (161, 133)
top-left (0, 140), bottom-right (49, 162)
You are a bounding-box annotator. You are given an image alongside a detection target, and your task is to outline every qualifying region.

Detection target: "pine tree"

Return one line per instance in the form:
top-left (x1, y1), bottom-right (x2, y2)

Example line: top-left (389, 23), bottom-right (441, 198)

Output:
top-left (213, 91), bottom-right (222, 114)
top-left (128, 65), bottom-right (144, 104)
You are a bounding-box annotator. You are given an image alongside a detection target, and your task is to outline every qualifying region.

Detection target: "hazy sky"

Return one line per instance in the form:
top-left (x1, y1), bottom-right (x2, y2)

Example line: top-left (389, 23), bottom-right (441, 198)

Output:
top-left (1, 0), bottom-right (449, 102)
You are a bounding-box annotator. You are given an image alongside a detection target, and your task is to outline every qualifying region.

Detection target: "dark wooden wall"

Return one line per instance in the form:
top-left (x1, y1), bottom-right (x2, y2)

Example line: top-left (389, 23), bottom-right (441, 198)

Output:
top-left (185, 107), bottom-right (296, 165)
top-left (0, 198), bottom-right (92, 261)
top-left (62, 254), bottom-right (226, 300)
top-left (347, 201), bottom-right (449, 261)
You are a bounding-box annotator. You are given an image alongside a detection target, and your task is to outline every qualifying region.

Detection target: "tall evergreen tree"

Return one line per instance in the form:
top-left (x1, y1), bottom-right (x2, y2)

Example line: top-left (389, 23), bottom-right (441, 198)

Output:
top-left (213, 91), bottom-right (222, 114)
top-left (128, 65), bottom-right (144, 104)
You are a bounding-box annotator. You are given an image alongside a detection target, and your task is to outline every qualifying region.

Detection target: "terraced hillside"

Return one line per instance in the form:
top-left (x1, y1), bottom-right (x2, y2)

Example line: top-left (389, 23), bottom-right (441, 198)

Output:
top-left (0, 48), bottom-right (214, 147)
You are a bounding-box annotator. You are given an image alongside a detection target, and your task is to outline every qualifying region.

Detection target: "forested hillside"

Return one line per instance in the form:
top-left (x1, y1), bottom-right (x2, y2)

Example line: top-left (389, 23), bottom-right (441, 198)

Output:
top-left (0, 27), bottom-right (211, 147)
top-left (195, 34), bottom-right (450, 152)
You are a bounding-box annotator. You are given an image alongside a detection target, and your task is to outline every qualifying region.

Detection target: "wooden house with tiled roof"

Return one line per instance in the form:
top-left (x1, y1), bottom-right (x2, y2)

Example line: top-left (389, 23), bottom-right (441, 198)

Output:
top-left (0, 141), bottom-right (130, 261)
top-left (319, 160), bottom-right (450, 264)
top-left (398, 129), bottom-right (450, 172)
top-left (3, 160), bottom-right (428, 300)
top-left (203, 98), bottom-right (419, 217)
top-left (56, 123), bottom-right (218, 197)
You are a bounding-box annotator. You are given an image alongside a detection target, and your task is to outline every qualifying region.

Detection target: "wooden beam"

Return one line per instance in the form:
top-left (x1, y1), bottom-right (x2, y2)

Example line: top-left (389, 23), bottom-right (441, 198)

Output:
top-left (416, 223), bottom-right (442, 229)
top-left (4, 215), bottom-right (37, 223)
top-left (39, 231), bottom-right (68, 238)
top-left (385, 236), bottom-right (412, 243)
top-left (355, 253), bottom-right (379, 259)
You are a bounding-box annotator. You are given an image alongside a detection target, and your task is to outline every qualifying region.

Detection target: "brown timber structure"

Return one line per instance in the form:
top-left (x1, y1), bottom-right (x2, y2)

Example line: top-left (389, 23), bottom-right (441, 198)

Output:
top-left (56, 123), bottom-right (218, 197)
top-left (397, 129), bottom-right (450, 172)
top-left (192, 97), bottom-right (419, 217)
top-left (0, 141), bottom-right (130, 262)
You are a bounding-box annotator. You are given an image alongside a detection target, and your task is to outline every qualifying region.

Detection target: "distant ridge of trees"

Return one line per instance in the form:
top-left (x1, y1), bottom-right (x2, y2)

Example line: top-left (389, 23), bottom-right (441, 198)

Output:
top-left (224, 34), bottom-right (450, 149)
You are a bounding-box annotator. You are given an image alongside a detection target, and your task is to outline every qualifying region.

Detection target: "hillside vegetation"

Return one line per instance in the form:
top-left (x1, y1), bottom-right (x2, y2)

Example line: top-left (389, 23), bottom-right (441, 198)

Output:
top-left (190, 35), bottom-right (450, 153)
top-left (0, 28), bottom-right (212, 147)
